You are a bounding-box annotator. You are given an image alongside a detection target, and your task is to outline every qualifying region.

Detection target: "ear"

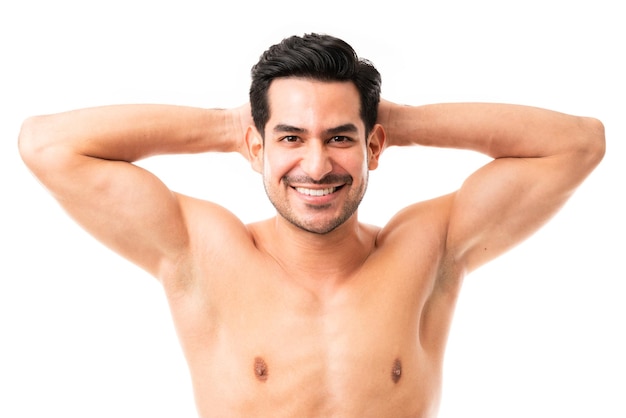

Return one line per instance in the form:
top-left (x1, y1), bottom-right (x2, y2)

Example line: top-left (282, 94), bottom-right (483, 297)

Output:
top-left (245, 126), bottom-right (264, 173)
top-left (367, 124), bottom-right (386, 170)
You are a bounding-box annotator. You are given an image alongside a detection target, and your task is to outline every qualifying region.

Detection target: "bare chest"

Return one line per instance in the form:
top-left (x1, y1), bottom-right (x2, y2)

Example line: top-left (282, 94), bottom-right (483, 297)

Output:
top-left (169, 259), bottom-right (444, 417)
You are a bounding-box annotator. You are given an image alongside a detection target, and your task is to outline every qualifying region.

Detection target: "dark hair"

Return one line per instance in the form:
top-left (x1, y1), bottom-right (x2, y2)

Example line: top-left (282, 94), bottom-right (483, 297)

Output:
top-left (249, 33), bottom-right (381, 137)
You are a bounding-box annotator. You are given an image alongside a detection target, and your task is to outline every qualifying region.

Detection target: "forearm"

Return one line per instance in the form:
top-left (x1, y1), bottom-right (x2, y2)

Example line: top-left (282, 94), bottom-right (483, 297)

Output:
top-left (19, 104), bottom-right (248, 164)
top-left (379, 99), bottom-right (603, 159)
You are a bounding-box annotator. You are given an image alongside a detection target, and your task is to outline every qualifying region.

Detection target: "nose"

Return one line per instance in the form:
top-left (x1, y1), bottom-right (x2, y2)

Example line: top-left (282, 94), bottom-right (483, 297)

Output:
top-left (300, 141), bottom-right (332, 181)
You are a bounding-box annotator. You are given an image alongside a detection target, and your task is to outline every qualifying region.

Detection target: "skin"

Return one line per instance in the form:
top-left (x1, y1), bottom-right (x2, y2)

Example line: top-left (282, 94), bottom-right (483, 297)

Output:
top-left (18, 76), bottom-right (605, 417)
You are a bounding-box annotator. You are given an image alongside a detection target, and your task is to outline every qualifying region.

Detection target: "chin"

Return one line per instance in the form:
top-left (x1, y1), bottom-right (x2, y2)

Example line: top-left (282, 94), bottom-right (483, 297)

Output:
top-left (289, 213), bottom-right (354, 235)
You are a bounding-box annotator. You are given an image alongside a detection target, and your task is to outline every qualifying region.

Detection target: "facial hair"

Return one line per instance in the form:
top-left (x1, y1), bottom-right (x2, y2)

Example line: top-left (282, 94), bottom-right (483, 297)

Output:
top-left (263, 172), bottom-right (367, 235)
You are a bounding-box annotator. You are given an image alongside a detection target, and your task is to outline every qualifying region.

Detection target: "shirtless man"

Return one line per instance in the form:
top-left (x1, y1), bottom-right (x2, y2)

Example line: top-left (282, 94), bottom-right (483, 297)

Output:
top-left (18, 33), bottom-right (605, 417)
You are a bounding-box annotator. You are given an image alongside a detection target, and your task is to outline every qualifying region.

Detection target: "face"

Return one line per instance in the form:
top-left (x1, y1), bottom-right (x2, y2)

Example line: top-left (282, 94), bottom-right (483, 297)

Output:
top-left (248, 77), bottom-right (384, 234)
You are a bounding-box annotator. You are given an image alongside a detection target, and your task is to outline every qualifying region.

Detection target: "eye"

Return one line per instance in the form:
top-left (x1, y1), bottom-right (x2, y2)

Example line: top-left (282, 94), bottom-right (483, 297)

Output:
top-left (280, 135), bottom-right (300, 143)
top-left (328, 136), bottom-right (353, 145)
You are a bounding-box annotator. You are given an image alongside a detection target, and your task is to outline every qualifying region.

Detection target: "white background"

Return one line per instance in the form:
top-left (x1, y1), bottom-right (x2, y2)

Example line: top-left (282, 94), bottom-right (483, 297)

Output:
top-left (1, 1), bottom-right (624, 417)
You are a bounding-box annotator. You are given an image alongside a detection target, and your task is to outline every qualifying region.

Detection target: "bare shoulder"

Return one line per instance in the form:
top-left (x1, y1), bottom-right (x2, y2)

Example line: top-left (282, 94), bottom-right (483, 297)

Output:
top-left (371, 193), bottom-right (463, 355)
top-left (177, 193), bottom-right (253, 237)
top-left (376, 193), bottom-right (455, 250)
top-left (162, 193), bottom-right (259, 291)
top-left (370, 193), bottom-right (460, 296)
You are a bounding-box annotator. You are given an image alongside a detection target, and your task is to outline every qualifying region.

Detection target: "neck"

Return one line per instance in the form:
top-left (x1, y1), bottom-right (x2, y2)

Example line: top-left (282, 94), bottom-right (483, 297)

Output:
top-left (262, 213), bottom-right (376, 285)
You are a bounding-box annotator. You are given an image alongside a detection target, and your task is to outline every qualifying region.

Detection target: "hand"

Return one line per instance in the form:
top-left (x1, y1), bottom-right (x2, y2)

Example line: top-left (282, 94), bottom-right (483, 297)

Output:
top-left (376, 98), bottom-right (398, 149)
top-left (233, 102), bottom-right (253, 160)
top-left (377, 98), bottom-right (394, 127)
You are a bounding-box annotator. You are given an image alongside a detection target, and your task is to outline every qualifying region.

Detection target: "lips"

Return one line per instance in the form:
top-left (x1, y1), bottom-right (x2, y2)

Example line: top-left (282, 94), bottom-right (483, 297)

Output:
top-left (294, 186), bottom-right (338, 196)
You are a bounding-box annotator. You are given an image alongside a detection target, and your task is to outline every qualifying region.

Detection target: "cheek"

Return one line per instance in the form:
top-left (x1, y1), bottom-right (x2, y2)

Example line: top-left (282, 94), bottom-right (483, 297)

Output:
top-left (263, 152), bottom-right (291, 184)
top-left (339, 154), bottom-right (369, 179)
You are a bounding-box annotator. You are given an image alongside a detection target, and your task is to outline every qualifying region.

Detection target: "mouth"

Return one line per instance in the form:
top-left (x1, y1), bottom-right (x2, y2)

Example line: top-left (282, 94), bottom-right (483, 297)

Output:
top-left (293, 186), bottom-right (342, 197)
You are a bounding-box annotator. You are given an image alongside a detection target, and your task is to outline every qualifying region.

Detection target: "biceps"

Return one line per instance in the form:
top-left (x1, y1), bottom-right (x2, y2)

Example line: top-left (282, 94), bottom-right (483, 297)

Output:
top-left (49, 155), bottom-right (189, 277)
top-left (447, 156), bottom-right (573, 272)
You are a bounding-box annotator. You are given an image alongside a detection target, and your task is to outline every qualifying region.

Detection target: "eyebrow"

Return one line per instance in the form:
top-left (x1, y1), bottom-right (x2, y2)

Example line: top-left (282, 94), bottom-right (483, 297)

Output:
top-left (273, 123), bottom-right (359, 136)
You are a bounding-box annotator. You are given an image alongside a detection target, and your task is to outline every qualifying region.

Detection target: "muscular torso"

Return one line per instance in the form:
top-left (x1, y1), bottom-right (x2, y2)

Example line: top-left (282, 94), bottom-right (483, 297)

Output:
top-left (164, 195), bottom-right (462, 418)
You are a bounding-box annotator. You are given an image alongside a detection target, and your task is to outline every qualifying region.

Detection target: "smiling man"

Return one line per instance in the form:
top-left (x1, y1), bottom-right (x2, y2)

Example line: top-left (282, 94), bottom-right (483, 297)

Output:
top-left (254, 77), bottom-right (379, 235)
top-left (18, 33), bottom-right (605, 417)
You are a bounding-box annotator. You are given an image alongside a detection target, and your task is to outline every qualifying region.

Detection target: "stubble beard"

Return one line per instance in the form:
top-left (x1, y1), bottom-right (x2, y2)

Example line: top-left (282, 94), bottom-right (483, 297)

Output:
top-left (264, 173), bottom-right (368, 235)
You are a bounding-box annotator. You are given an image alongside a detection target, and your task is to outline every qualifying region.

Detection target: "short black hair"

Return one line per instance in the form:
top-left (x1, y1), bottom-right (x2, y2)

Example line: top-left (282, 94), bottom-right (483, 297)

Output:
top-left (249, 33), bottom-right (382, 137)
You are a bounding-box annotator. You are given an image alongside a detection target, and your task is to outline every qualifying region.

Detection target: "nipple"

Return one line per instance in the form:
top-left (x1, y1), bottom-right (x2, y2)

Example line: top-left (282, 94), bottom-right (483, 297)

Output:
top-left (391, 358), bottom-right (402, 384)
top-left (254, 357), bottom-right (268, 382)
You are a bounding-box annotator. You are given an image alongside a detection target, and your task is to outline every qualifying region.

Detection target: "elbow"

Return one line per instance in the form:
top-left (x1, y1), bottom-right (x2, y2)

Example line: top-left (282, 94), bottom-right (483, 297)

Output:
top-left (579, 116), bottom-right (606, 168)
top-left (18, 114), bottom-right (64, 175)
top-left (569, 116), bottom-right (606, 175)
top-left (19, 115), bottom-right (83, 201)
top-left (18, 115), bottom-right (46, 169)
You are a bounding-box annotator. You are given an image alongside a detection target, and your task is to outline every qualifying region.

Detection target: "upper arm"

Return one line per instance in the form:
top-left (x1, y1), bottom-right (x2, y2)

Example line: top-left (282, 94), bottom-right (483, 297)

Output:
top-left (446, 118), bottom-right (605, 273)
top-left (20, 128), bottom-right (190, 280)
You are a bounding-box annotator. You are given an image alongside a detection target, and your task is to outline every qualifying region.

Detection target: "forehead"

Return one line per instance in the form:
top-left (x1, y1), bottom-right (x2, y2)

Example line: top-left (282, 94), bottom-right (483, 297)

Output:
top-left (266, 77), bottom-right (363, 131)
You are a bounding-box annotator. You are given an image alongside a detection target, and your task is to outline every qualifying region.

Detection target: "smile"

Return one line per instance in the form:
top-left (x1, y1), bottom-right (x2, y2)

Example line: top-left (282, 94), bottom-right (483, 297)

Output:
top-left (294, 186), bottom-right (340, 196)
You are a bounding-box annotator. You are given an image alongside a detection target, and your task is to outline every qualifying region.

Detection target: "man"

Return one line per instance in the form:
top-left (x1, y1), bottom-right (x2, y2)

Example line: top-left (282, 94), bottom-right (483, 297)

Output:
top-left (18, 33), bottom-right (604, 417)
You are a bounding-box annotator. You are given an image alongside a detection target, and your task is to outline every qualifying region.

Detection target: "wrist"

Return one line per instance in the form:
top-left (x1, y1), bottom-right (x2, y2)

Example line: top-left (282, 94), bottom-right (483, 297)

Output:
top-left (229, 103), bottom-right (253, 159)
top-left (378, 99), bottom-right (404, 147)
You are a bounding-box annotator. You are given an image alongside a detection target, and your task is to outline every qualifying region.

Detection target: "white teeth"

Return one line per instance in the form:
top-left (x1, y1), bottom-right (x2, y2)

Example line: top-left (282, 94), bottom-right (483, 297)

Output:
top-left (295, 187), bottom-right (337, 196)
